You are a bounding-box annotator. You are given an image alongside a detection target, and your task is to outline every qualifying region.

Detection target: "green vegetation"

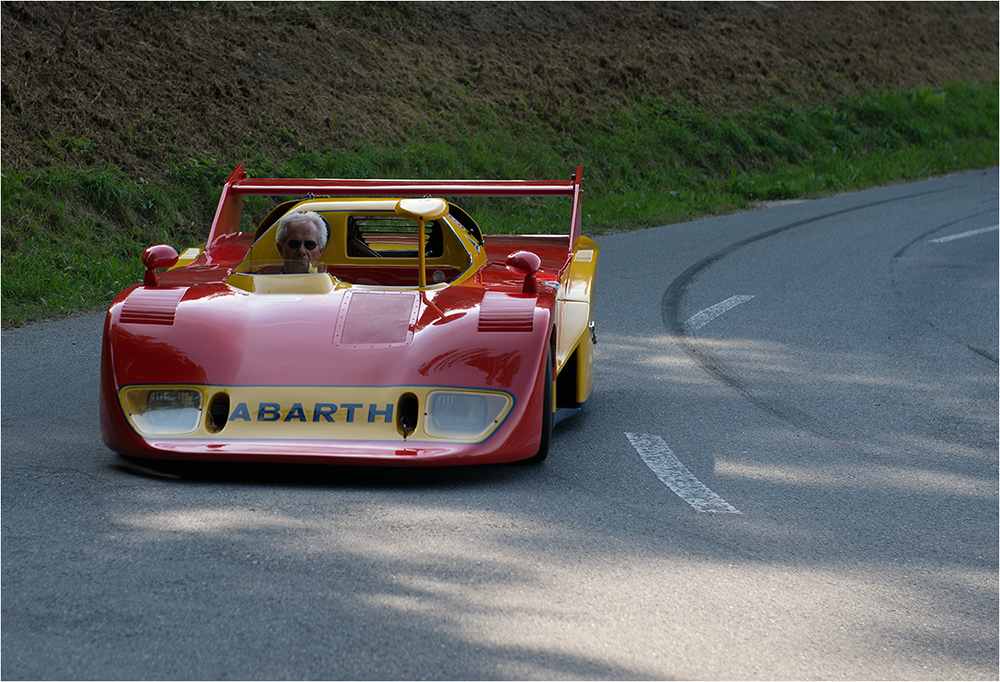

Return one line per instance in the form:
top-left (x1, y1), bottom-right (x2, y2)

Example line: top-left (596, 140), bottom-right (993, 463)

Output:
top-left (2, 80), bottom-right (996, 327)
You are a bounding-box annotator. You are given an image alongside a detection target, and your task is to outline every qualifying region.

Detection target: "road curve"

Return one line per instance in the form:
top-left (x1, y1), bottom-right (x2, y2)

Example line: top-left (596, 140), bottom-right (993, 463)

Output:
top-left (2, 169), bottom-right (997, 680)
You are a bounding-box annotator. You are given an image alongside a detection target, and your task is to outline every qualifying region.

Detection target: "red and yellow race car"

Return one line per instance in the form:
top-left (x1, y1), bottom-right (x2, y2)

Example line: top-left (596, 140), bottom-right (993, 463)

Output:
top-left (100, 166), bottom-right (598, 466)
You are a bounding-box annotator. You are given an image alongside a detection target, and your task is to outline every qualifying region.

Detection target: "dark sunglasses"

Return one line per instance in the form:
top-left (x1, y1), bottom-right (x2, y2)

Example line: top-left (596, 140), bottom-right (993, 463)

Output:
top-left (285, 239), bottom-right (318, 251)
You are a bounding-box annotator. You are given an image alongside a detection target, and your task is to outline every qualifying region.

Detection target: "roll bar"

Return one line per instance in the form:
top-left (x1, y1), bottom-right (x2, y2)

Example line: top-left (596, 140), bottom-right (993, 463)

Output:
top-left (208, 164), bottom-right (584, 252)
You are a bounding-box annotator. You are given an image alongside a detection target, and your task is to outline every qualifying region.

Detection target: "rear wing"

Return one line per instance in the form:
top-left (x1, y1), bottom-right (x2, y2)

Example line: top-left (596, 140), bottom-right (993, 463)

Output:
top-left (208, 164), bottom-right (584, 254)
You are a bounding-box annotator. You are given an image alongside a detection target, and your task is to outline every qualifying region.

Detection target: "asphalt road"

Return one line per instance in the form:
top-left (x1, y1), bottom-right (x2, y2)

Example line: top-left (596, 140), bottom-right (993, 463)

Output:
top-left (3, 169), bottom-right (997, 680)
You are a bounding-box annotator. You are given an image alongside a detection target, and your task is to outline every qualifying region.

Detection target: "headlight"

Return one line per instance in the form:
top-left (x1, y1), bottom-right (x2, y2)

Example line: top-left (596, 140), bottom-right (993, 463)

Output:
top-left (121, 388), bottom-right (203, 435)
top-left (424, 390), bottom-right (511, 440)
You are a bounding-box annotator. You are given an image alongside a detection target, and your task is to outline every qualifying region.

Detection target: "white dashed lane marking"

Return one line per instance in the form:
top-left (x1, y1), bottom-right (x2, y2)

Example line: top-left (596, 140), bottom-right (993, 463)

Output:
top-left (625, 433), bottom-right (741, 514)
top-left (927, 224), bottom-right (998, 243)
top-left (682, 295), bottom-right (755, 334)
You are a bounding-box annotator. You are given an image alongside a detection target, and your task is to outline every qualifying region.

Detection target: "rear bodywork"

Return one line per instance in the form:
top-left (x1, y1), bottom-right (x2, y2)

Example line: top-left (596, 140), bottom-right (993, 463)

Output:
top-left (100, 166), bottom-right (598, 465)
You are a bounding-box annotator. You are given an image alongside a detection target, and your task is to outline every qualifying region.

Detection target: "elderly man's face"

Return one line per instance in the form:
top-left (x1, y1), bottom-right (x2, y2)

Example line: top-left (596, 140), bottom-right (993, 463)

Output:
top-left (277, 219), bottom-right (321, 273)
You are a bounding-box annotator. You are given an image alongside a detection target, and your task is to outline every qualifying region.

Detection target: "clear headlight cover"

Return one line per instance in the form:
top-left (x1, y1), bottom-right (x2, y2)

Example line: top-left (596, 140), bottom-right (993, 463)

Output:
top-left (121, 388), bottom-right (203, 435)
top-left (424, 390), bottom-right (511, 440)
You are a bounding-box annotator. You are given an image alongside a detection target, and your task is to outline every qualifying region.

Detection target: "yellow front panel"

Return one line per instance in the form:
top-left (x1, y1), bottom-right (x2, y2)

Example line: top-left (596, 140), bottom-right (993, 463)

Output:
top-left (121, 384), bottom-right (513, 443)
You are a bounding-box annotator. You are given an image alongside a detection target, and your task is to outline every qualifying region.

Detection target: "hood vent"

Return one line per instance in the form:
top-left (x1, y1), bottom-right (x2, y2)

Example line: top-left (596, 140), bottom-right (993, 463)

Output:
top-left (119, 287), bottom-right (187, 325)
top-left (334, 290), bottom-right (418, 347)
top-left (478, 292), bottom-right (535, 333)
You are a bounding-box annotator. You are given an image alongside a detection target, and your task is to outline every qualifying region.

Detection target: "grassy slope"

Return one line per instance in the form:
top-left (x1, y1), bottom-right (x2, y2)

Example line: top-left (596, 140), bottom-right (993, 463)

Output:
top-left (1, 13), bottom-right (997, 328)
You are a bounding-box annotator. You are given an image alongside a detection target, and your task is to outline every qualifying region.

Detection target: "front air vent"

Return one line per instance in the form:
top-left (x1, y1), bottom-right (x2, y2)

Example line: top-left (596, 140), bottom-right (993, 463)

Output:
top-left (120, 287), bottom-right (187, 325)
top-left (206, 393), bottom-right (231, 434)
top-left (396, 393), bottom-right (419, 439)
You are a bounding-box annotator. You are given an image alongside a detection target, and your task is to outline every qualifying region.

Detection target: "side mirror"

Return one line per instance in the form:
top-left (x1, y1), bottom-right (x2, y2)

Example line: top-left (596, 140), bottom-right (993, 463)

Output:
top-left (505, 250), bottom-right (541, 294)
top-left (141, 244), bottom-right (179, 287)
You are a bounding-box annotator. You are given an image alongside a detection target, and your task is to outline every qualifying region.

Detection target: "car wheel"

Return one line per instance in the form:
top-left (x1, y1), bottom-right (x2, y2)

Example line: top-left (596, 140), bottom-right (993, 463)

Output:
top-left (524, 347), bottom-right (553, 464)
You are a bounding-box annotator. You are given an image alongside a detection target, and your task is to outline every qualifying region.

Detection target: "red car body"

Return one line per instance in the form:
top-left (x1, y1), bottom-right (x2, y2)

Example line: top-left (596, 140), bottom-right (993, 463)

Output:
top-left (100, 166), bottom-right (598, 466)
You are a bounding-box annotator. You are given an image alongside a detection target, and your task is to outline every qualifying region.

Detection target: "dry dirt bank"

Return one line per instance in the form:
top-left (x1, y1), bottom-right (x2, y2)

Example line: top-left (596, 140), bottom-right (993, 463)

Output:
top-left (2, 1), bottom-right (997, 176)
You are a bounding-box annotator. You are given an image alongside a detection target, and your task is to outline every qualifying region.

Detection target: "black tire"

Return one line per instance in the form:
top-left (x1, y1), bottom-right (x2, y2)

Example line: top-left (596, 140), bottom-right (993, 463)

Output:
top-left (524, 347), bottom-right (553, 464)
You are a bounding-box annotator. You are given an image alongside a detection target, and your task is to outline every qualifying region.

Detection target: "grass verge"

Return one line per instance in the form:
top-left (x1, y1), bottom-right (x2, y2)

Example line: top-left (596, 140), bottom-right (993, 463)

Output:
top-left (2, 80), bottom-right (996, 327)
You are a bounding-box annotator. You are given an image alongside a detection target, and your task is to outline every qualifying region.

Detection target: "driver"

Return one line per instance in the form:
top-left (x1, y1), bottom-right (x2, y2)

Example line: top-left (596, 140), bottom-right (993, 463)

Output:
top-left (275, 210), bottom-right (328, 273)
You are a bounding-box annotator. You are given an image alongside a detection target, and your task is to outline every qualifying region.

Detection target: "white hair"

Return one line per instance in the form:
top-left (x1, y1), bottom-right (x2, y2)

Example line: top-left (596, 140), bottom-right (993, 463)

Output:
top-left (276, 210), bottom-right (328, 248)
